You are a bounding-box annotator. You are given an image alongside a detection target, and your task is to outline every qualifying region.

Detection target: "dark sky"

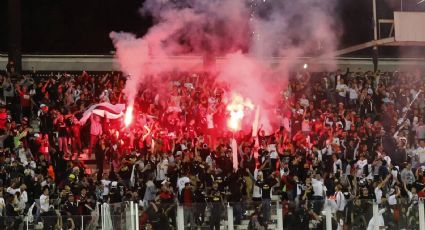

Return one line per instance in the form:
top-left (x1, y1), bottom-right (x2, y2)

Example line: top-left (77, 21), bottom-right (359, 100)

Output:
top-left (0, 0), bottom-right (424, 55)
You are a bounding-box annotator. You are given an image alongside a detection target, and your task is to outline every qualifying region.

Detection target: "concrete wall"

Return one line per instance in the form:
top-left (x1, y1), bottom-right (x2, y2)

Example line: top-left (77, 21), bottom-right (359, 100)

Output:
top-left (0, 53), bottom-right (424, 72)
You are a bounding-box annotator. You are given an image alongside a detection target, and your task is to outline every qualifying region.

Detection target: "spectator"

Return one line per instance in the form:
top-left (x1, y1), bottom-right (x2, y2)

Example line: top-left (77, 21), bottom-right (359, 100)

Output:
top-left (16, 85), bottom-right (31, 120)
top-left (0, 68), bottom-right (422, 229)
top-left (208, 182), bottom-right (224, 230)
top-left (248, 212), bottom-right (264, 230)
top-left (179, 182), bottom-right (196, 229)
top-left (256, 172), bottom-right (279, 226)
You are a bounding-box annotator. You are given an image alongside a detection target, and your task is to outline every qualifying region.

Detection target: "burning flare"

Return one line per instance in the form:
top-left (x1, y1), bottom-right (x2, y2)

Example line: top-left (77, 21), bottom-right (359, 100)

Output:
top-left (124, 104), bottom-right (134, 127)
top-left (227, 94), bottom-right (254, 131)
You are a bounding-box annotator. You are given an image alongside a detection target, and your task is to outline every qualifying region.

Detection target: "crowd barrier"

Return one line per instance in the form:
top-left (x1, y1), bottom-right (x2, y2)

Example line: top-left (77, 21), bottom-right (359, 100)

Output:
top-left (4, 198), bottom-right (425, 229)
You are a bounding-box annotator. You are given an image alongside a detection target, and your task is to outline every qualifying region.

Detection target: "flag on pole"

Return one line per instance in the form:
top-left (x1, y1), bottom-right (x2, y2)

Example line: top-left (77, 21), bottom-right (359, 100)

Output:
top-left (79, 102), bottom-right (126, 125)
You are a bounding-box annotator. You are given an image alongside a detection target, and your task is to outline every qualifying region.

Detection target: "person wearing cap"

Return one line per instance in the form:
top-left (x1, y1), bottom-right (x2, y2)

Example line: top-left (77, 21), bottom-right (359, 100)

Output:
top-left (67, 174), bottom-right (77, 192)
top-left (158, 179), bottom-right (176, 225)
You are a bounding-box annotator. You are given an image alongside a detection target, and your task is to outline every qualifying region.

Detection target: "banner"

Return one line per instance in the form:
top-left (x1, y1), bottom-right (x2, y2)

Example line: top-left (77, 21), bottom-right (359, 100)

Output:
top-left (79, 102), bottom-right (126, 125)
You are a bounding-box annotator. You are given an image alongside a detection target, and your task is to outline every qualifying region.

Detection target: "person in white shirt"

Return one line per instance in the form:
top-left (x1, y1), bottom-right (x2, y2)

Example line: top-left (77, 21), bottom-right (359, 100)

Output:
top-left (414, 119), bottom-right (425, 140)
top-left (401, 163), bottom-right (415, 186)
top-left (156, 155), bottom-right (168, 183)
top-left (347, 82), bottom-right (358, 108)
top-left (321, 141), bottom-right (333, 158)
top-left (177, 173), bottom-right (190, 195)
top-left (299, 94), bottom-right (309, 108)
top-left (0, 190), bottom-right (5, 217)
top-left (333, 155), bottom-right (343, 175)
top-left (301, 117), bottom-right (311, 134)
top-left (344, 116), bottom-right (352, 131)
top-left (311, 173), bottom-right (326, 198)
top-left (100, 175), bottom-right (112, 196)
top-left (404, 182), bottom-right (419, 219)
top-left (375, 174), bottom-right (390, 204)
top-left (39, 187), bottom-right (50, 214)
top-left (252, 169), bottom-right (263, 202)
top-left (311, 173), bottom-right (327, 215)
top-left (414, 139), bottom-right (425, 167)
top-left (367, 208), bottom-right (386, 230)
top-left (18, 184), bottom-right (28, 210)
top-left (335, 185), bottom-right (347, 223)
top-left (6, 182), bottom-right (20, 195)
top-left (355, 155), bottom-right (368, 178)
top-left (282, 112), bottom-right (291, 135)
top-left (387, 187), bottom-right (400, 207)
top-left (381, 152), bottom-right (391, 169)
top-left (336, 79), bottom-right (348, 104)
top-left (205, 153), bottom-right (213, 167)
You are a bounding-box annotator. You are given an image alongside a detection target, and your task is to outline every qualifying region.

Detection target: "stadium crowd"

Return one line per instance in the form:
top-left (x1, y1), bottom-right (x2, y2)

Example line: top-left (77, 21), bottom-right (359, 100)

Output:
top-left (0, 60), bottom-right (424, 230)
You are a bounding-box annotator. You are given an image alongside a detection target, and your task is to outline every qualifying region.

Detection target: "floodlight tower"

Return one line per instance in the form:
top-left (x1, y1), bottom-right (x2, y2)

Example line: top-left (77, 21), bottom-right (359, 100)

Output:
top-left (372, 0), bottom-right (379, 71)
top-left (326, 0), bottom-right (425, 70)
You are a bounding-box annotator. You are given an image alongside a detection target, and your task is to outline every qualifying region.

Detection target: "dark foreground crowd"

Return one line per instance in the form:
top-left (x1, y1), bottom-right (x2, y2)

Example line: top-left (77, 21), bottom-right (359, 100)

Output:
top-left (0, 61), bottom-right (425, 230)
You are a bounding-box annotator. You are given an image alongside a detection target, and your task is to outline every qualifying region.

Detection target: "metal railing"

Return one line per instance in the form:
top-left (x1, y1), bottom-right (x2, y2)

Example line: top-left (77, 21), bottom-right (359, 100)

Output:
top-left (3, 198), bottom-right (425, 229)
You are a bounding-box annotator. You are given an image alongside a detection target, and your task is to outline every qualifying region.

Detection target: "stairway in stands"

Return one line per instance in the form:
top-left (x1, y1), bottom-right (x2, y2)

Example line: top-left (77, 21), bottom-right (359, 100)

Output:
top-left (30, 120), bottom-right (105, 175)
top-left (199, 195), bottom-right (280, 230)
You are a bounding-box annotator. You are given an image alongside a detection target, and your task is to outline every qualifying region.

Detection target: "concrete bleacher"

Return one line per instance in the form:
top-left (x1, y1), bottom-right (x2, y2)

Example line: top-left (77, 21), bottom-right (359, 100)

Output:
top-left (191, 194), bottom-right (281, 230)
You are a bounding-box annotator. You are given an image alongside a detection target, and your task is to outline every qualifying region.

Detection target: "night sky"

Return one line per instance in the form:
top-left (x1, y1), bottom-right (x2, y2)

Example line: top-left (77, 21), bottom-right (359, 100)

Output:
top-left (0, 0), bottom-right (424, 56)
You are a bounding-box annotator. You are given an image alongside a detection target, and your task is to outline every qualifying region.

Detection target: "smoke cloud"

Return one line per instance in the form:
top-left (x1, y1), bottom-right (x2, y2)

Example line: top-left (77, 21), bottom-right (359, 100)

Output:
top-left (110, 0), bottom-right (342, 133)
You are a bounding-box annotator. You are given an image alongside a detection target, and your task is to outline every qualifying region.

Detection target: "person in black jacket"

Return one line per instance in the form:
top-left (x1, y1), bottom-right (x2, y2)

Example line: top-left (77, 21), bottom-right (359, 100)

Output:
top-left (208, 182), bottom-right (224, 230)
top-left (39, 105), bottom-right (54, 144)
top-left (39, 106), bottom-right (53, 133)
top-left (94, 136), bottom-right (108, 181)
top-left (193, 182), bottom-right (206, 226)
top-left (6, 195), bottom-right (22, 230)
top-left (63, 194), bottom-right (78, 216)
top-left (255, 172), bottom-right (279, 227)
top-left (228, 170), bottom-right (244, 225)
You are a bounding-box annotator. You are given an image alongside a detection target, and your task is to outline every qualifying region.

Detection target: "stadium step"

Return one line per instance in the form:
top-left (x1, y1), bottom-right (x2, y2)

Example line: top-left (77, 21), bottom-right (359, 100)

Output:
top-left (184, 223), bottom-right (277, 230)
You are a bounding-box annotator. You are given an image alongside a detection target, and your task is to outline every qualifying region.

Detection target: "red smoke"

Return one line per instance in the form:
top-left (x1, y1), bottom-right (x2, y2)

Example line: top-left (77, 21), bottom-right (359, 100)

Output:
top-left (227, 93), bottom-right (254, 132)
top-left (110, 0), bottom-right (341, 134)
